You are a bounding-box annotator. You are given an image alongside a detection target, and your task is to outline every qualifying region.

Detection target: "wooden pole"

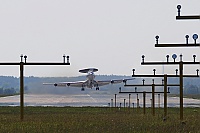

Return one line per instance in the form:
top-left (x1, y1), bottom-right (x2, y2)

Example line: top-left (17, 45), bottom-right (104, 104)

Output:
top-left (180, 62), bottom-right (183, 120)
top-left (20, 62), bottom-right (24, 120)
top-left (129, 94), bottom-right (131, 108)
top-left (114, 94), bottom-right (117, 107)
top-left (158, 94), bottom-right (160, 108)
top-left (164, 74), bottom-right (167, 118)
top-left (143, 91), bottom-right (146, 114)
top-left (152, 84), bottom-right (155, 116)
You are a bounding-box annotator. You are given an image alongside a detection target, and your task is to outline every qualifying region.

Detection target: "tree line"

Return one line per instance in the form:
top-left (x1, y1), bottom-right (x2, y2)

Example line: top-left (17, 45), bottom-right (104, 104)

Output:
top-left (0, 75), bottom-right (199, 95)
top-left (0, 87), bottom-right (16, 95)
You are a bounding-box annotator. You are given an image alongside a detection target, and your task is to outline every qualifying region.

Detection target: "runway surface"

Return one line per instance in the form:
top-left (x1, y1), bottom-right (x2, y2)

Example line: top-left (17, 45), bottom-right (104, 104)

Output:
top-left (0, 93), bottom-right (200, 107)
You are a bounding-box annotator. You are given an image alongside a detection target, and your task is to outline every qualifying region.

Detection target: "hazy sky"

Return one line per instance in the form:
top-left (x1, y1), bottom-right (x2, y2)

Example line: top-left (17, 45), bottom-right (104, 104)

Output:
top-left (0, 0), bottom-right (199, 77)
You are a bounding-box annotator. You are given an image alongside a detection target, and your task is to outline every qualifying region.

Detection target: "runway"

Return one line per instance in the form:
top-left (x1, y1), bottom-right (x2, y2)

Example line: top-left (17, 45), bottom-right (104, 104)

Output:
top-left (0, 93), bottom-right (200, 107)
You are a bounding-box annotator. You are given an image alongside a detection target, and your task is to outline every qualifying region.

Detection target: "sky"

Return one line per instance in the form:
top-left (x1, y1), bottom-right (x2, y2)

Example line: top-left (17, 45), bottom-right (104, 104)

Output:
top-left (0, 0), bottom-right (199, 77)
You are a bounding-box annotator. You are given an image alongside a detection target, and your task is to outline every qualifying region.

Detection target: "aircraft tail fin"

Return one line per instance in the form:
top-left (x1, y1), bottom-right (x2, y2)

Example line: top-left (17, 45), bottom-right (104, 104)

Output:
top-left (79, 68), bottom-right (98, 73)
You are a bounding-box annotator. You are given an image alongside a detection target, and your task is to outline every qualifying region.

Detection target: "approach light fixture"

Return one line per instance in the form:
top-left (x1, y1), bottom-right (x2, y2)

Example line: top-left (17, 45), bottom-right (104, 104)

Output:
top-left (20, 54), bottom-right (23, 62)
top-left (152, 79), bottom-right (154, 84)
top-left (132, 69), bottom-right (135, 75)
top-left (142, 55), bottom-right (145, 63)
top-left (172, 54), bottom-right (177, 62)
top-left (197, 69), bottom-right (199, 76)
top-left (63, 54), bottom-right (70, 63)
top-left (24, 55), bottom-right (27, 63)
top-left (155, 35), bottom-right (159, 44)
top-left (180, 54), bottom-right (183, 61)
top-left (166, 55), bottom-right (169, 62)
top-left (175, 69), bottom-right (178, 75)
top-left (177, 5), bottom-right (181, 16)
top-left (66, 56), bottom-right (70, 63)
top-left (142, 79), bottom-right (145, 85)
top-left (63, 54), bottom-right (66, 63)
top-left (185, 35), bottom-right (189, 44)
top-left (119, 87), bottom-right (121, 92)
top-left (193, 34), bottom-right (198, 44)
top-left (153, 69), bottom-right (156, 75)
top-left (193, 55), bottom-right (196, 62)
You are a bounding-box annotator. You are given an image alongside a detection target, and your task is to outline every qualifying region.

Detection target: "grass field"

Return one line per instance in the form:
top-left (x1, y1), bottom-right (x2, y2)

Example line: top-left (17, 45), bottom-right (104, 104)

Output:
top-left (0, 107), bottom-right (199, 133)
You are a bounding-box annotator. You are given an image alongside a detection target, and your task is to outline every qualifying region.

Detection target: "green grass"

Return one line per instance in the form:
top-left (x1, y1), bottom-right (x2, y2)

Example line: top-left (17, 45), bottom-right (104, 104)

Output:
top-left (0, 107), bottom-right (199, 133)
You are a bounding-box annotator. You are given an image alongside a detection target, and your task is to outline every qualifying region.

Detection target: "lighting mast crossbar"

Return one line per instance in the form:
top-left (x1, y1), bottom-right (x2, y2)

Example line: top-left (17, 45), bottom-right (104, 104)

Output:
top-left (0, 54), bottom-right (70, 121)
top-left (125, 68), bottom-right (197, 118)
top-left (176, 5), bottom-right (200, 20)
top-left (140, 54), bottom-right (199, 120)
top-left (121, 81), bottom-right (172, 116)
top-left (154, 34), bottom-right (200, 47)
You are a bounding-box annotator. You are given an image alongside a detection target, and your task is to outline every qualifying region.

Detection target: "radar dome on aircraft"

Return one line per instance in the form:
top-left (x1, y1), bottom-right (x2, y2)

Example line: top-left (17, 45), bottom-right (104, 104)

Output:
top-left (79, 68), bottom-right (98, 73)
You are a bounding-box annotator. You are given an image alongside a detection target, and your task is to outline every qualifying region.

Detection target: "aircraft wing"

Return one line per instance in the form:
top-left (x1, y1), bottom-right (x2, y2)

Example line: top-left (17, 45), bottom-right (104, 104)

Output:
top-left (43, 81), bottom-right (86, 87)
top-left (97, 78), bottom-right (134, 86)
top-left (96, 81), bottom-right (111, 86)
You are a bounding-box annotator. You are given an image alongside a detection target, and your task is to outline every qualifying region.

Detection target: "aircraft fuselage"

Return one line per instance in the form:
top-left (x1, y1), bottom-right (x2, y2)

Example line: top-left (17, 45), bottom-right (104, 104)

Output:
top-left (85, 71), bottom-right (97, 88)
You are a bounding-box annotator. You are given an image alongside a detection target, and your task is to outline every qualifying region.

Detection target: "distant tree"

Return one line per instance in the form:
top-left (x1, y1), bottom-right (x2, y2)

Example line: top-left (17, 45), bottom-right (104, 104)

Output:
top-left (3, 88), bottom-right (16, 95)
top-left (184, 84), bottom-right (199, 94)
top-left (0, 87), bottom-right (3, 94)
top-left (24, 86), bottom-right (29, 93)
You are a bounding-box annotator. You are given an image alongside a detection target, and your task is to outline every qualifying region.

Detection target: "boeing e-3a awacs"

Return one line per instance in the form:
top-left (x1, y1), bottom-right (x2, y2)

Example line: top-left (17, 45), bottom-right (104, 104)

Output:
top-left (43, 68), bottom-right (133, 91)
